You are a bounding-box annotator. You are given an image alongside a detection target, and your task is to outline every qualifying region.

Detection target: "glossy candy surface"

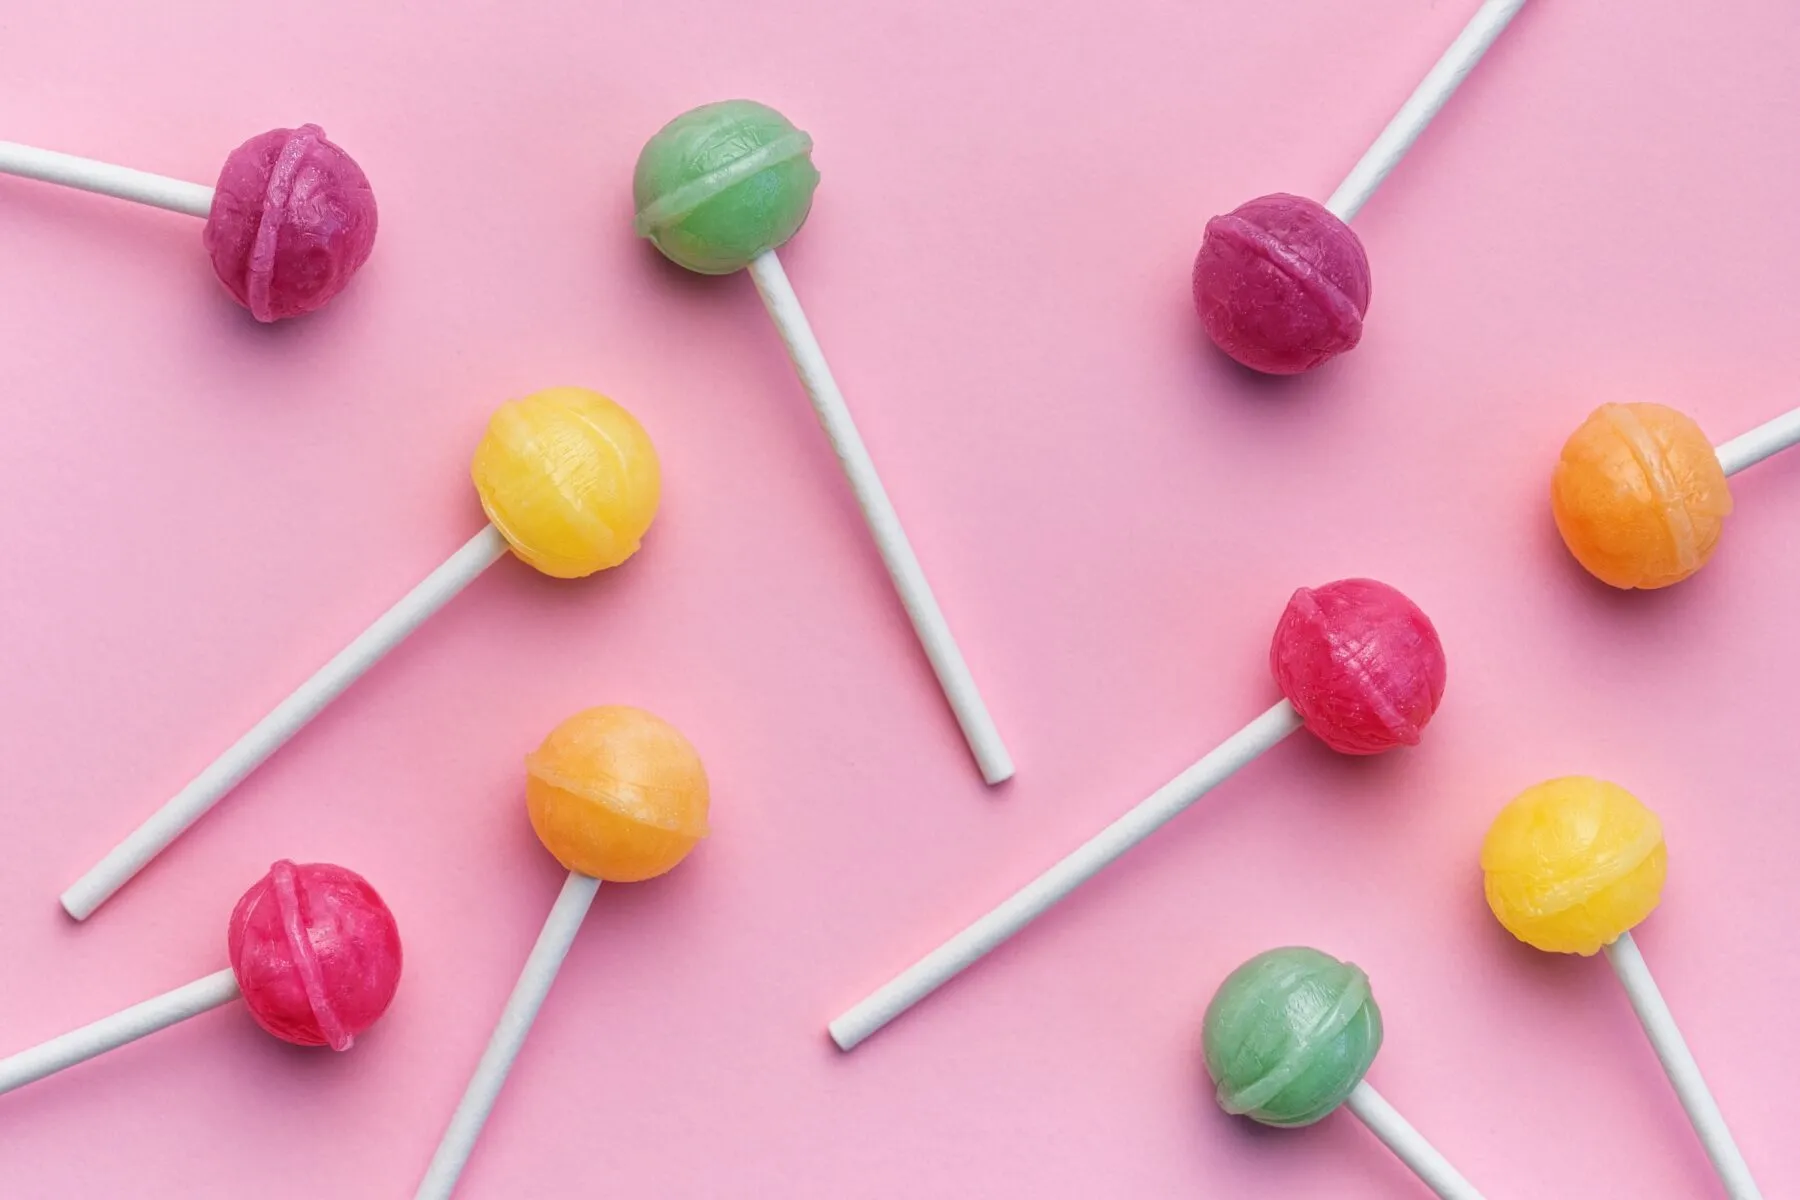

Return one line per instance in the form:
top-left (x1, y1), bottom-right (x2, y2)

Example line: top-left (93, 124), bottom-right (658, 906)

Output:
top-left (1269, 579), bottom-right (1446, 755)
top-left (226, 861), bottom-right (403, 1050)
top-left (632, 99), bottom-right (820, 275)
top-left (526, 706), bottom-right (711, 882)
top-left (1551, 403), bottom-right (1733, 589)
top-left (1193, 194), bottom-right (1371, 375)
top-left (1482, 777), bottom-right (1667, 955)
top-left (202, 125), bottom-right (377, 322)
top-left (1202, 946), bottom-right (1383, 1128)
top-left (471, 387), bottom-right (662, 579)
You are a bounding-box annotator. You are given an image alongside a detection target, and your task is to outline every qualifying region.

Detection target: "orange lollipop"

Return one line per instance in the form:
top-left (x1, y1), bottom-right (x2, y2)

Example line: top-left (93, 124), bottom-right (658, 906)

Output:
top-left (1551, 401), bottom-right (1800, 589)
top-left (414, 707), bottom-right (709, 1198)
top-left (525, 706), bottom-right (710, 881)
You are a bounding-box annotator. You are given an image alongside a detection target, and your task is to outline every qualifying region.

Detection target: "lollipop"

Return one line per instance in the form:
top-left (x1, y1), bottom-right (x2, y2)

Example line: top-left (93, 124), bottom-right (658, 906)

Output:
top-left (1194, 0), bottom-right (1528, 373)
top-left (60, 387), bottom-right (661, 920)
top-left (634, 100), bottom-right (1011, 786)
top-left (0, 861), bottom-right (400, 1097)
top-left (0, 125), bottom-right (375, 321)
top-left (1204, 947), bottom-right (1485, 1199)
top-left (829, 578), bottom-right (1446, 1050)
top-left (1551, 401), bottom-right (1800, 588)
top-left (413, 706), bottom-right (709, 1199)
top-left (1483, 778), bottom-right (1761, 1198)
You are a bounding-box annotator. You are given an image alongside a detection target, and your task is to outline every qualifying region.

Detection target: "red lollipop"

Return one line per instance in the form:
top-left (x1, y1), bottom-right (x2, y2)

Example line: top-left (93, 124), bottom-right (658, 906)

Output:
top-left (1271, 579), bottom-right (1446, 754)
top-left (0, 124), bottom-right (376, 321)
top-left (0, 861), bottom-right (400, 1098)
top-left (1194, 0), bottom-right (1529, 373)
top-left (830, 578), bottom-right (1446, 1050)
top-left (228, 860), bottom-right (403, 1050)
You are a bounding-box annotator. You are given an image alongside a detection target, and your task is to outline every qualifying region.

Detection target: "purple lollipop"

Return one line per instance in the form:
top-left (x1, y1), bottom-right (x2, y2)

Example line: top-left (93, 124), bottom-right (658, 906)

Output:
top-left (1195, 0), bottom-right (1528, 374)
top-left (0, 122), bottom-right (375, 322)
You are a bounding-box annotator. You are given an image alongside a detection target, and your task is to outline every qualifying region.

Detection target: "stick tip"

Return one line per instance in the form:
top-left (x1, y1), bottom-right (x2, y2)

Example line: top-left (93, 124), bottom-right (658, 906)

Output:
top-left (58, 876), bottom-right (107, 922)
top-left (975, 743), bottom-right (1015, 787)
top-left (58, 889), bottom-right (96, 922)
top-left (827, 1016), bottom-right (864, 1053)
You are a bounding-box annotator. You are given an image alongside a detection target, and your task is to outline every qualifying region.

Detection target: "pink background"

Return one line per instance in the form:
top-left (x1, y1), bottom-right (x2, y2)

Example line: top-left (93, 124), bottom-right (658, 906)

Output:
top-left (1, 1), bottom-right (1797, 1195)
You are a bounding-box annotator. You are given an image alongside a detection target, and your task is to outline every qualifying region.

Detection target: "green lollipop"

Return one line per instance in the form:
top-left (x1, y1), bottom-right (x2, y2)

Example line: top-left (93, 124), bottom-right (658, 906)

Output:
top-left (1204, 945), bottom-right (1382, 1127)
top-left (1202, 947), bottom-right (1485, 1198)
top-left (630, 100), bottom-right (1013, 788)
top-left (632, 100), bottom-right (819, 275)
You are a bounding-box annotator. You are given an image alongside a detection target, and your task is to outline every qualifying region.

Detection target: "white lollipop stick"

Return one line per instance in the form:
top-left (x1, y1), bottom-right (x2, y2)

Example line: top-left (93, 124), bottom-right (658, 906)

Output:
top-left (1325, 0), bottom-right (1530, 222)
top-left (1604, 932), bottom-right (1763, 1199)
top-left (0, 142), bottom-right (214, 218)
top-left (1716, 407), bottom-right (1800, 477)
top-left (830, 700), bottom-right (1303, 1049)
top-left (415, 872), bottom-right (600, 1200)
top-left (0, 967), bottom-right (239, 1096)
top-left (1344, 1080), bottom-right (1487, 1200)
top-left (747, 248), bottom-right (1014, 787)
top-left (61, 525), bottom-right (511, 920)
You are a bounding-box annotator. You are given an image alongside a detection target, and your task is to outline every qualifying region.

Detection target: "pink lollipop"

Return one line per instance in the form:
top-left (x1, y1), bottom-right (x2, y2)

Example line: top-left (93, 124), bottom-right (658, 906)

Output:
top-left (830, 579), bottom-right (1446, 1050)
top-left (1194, 0), bottom-right (1529, 373)
top-left (0, 861), bottom-right (400, 1097)
top-left (0, 124), bottom-right (376, 321)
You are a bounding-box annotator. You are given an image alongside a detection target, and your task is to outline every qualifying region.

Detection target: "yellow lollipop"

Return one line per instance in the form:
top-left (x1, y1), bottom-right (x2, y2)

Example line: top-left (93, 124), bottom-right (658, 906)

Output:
top-left (416, 706), bottom-right (709, 1197)
top-left (1481, 778), bottom-right (1761, 1195)
top-left (472, 387), bottom-right (662, 579)
top-left (60, 386), bottom-right (663, 922)
top-left (1481, 776), bottom-right (1665, 955)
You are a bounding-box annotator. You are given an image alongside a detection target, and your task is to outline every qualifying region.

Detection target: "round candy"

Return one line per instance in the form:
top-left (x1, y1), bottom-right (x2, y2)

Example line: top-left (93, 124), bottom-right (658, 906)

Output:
top-left (632, 99), bottom-right (820, 275)
top-left (526, 706), bottom-right (711, 882)
top-left (1269, 579), bottom-right (1446, 755)
top-left (1193, 193), bottom-right (1372, 375)
top-left (202, 125), bottom-right (377, 323)
top-left (1202, 946), bottom-right (1383, 1128)
top-left (470, 387), bottom-right (662, 579)
top-left (1482, 777), bottom-right (1667, 956)
top-left (1550, 403), bottom-right (1733, 590)
top-left (226, 861), bottom-right (402, 1050)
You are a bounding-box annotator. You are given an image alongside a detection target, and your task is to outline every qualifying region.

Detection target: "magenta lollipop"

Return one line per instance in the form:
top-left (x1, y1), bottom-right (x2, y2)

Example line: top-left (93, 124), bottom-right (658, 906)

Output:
top-left (227, 860), bottom-right (403, 1048)
top-left (0, 124), bottom-right (375, 321)
top-left (0, 861), bottom-right (401, 1097)
top-left (1194, 0), bottom-right (1528, 373)
top-left (830, 579), bottom-right (1446, 1050)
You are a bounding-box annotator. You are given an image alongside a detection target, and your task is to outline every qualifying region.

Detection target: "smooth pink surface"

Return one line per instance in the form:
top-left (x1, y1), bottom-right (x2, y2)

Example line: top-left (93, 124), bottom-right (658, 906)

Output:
top-left (2, 2), bottom-right (1799, 1198)
top-left (1271, 579), bottom-right (1446, 754)
top-left (227, 861), bottom-right (402, 1050)
top-left (1194, 193), bottom-right (1371, 374)
top-left (204, 125), bottom-right (376, 322)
